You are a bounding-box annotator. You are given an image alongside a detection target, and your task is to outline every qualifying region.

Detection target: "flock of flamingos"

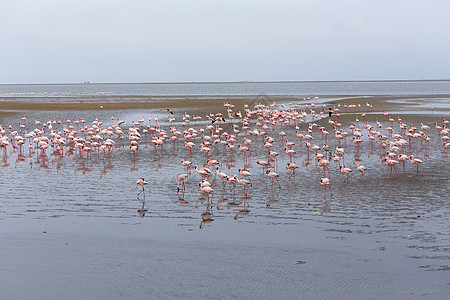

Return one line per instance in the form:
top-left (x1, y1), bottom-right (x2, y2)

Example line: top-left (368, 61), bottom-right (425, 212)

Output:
top-left (1, 99), bottom-right (449, 216)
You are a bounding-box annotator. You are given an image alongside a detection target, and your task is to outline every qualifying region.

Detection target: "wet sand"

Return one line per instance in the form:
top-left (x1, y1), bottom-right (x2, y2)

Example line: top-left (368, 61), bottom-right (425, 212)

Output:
top-left (0, 94), bottom-right (449, 299)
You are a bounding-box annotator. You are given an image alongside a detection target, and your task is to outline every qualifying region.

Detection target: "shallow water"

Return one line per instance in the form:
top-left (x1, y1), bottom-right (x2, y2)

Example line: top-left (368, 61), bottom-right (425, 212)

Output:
top-left (0, 96), bottom-right (449, 299)
top-left (2, 80), bottom-right (450, 97)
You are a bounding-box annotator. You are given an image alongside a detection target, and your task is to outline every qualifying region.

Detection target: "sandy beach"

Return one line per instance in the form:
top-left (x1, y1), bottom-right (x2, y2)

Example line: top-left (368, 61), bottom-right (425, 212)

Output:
top-left (0, 92), bottom-right (449, 299)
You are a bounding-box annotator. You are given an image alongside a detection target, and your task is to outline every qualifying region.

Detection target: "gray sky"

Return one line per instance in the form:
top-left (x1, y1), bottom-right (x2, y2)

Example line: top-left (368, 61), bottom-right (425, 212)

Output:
top-left (1, 0), bottom-right (449, 83)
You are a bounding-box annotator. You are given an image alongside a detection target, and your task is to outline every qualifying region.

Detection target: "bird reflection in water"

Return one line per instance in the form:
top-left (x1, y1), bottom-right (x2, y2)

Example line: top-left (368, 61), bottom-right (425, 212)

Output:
top-left (216, 197), bottom-right (228, 210)
top-left (234, 196), bottom-right (250, 220)
top-left (2, 154), bottom-right (11, 170)
top-left (130, 159), bottom-right (138, 173)
top-left (137, 200), bottom-right (148, 217)
top-left (303, 158), bottom-right (312, 168)
top-left (199, 202), bottom-right (214, 229)
top-left (266, 188), bottom-right (280, 207)
top-left (15, 154), bottom-right (26, 168)
top-left (100, 157), bottom-right (114, 178)
top-left (177, 190), bottom-right (189, 205)
top-left (234, 208), bottom-right (250, 220)
top-left (317, 200), bottom-right (331, 216)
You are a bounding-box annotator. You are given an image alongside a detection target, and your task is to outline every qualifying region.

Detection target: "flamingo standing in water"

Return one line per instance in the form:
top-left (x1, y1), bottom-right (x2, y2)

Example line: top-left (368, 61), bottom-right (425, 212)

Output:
top-left (194, 165), bottom-right (211, 180)
top-left (266, 170), bottom-right (281, 189)
top-left (286, 162), bottom-right (298, 178)
top-left (398, 154), bottom-right (409, 172)
top-left (216, 166), bottom-right (228, 188)
top-left (320, 177), bottom-right (332, 197)
top-left (177, 173), bottom-right (188, 191)
top-left (284, 147), bottom-right (296, 163)
top-left (384, 158), bottom-right (399, 178)
top-left (181, 159), bottom-right (192, 174)
top-left (356, 164), bottom-right (366, 181)
top-left (339, 165), bottom-right (352, 184)
top-left (137, 177), bottom-right (148, 198)
top-left (184, 141), bottom-right (196, 155)
top-left (256, 159), bottom-right (269, 174)
top-left (200, 185), bottom-right (213, 203)
top-left (409, 155), bottom-right (423, 175)
top-left (317, 157), bottom-right (331, 177)
top-left (238, 168), bottom-right (252, 186)
top-left (236, 176), bottom-right (251, 197)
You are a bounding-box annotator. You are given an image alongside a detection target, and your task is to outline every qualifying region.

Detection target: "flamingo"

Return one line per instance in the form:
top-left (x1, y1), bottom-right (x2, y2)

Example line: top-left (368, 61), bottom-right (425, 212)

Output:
top-left (384, 158), bottom-right (399, 178)
top-left (398, 154), bottom-right (409, 172)
top-left (136, 177), bottom-right (148, 198)
top-left (339, 165), bottom-right (352, 184)
top-left (236, 176), bottom-right (251, 197)
top-left (200, 185), bottom-right (214, 203)
top-left (194, 165), bottom-right (211, 180)
top-left (184, 141), bottom-right (196, 155)
top-left (226, 175), bottom-right (238, 194)
top-left (286, 162), bottom-right (298, 178)
top-left (409, 155), bottom-right (423, 175)
top-left (266, 170), bottom-right (281, 189)
top-left (216, 166), bottom-right (228, 188)
top-left (320, 177), bottom-right (332, 197)
top-left (256, 159), bottom-right (269, 174)
top-left (181, 159), bottom-right (192, 174)
top-left (356, 164), bottom-right (366, 181)
top-left (177, 173), bottom-right (188, 191)
top-left (238, 168), bottom-right (252, 186)
top-left (317, 157), bottom-right (331, 177)
top-left (284, 147), bottom-right (296, 163)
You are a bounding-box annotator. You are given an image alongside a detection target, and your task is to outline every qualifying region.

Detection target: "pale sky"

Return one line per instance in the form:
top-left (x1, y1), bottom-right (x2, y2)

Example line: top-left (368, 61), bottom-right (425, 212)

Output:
top-left (1, 0), bottom-right (449, 84)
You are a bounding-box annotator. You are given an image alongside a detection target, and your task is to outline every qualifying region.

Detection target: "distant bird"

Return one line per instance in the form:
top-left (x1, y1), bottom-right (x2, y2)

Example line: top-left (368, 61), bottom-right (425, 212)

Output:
top-left (211, 117), bottom-right (226, 124)
top-left (162, 108), bottom-right (174, 114)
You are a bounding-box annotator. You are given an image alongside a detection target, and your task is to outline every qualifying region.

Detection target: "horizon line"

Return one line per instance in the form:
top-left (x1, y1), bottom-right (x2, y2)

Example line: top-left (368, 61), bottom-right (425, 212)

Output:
top-left (1, 79), bottom-right (450, 86)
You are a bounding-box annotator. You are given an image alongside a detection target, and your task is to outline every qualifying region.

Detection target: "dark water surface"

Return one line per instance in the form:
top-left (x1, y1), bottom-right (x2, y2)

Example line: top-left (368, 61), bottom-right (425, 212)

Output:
top-left (0, 84), bottom-right (449, 299)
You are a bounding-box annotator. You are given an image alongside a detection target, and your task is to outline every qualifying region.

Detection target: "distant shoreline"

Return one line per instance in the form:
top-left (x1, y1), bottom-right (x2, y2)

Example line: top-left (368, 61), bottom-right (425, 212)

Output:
top-left (1, 79), bottom-right (450, 86)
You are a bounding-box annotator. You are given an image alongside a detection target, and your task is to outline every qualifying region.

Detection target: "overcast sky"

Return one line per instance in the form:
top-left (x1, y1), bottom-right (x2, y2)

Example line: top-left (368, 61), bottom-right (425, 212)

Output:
top-left (1, 0), bottom-right (449, 83)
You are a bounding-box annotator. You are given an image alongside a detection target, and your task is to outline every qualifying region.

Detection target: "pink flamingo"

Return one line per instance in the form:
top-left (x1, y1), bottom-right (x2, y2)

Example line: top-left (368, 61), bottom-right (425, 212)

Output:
top-left (286, 162), bottom-right (298, 178)
top-left (320, 177), bottom-right (332, 197)
top-left (226, 175), bottom-right (238, 194)
top-left (181, 159), bottom-right (192, 174)
top-left (266, 170), bottom-right (281, 189)
top-left (285, 147), bottom-right (296, 163)
top-left (384, 158), bottom-right (399, 178)
top-left (409, 155), bottom-right (423, 175)
top-left (177, 173), bottom-right (188, 191)
top-left (184, 141), bottom-right (196, 156)
top-left (136, 177), bottom-right (148, 198)
top-left (200, 185), bottom-right (214, 203)
top-left (216, 166), bottom-right (228, 188)
top-left (339, 165), bottom-right (352, 184)
top-left (317, 157), bottom-right (331, 177)
top-left (356, 164), bottom-right (366, 181)
top-left (236, 176), bottom-right (251, 197)
top-left (397, 154), bottom-right (409, 172)
top-left (194, 165), bottom-right (211, 180)
top-left (238, 168), bottom-right (252, 186)
top-left (256, 159), bottom-right (269, 174)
